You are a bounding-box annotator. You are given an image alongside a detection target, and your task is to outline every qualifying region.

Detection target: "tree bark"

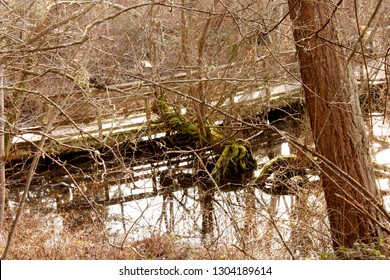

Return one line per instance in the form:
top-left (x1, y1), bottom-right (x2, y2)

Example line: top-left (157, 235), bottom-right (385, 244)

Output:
top-left (288, 0), bottom-right (387, 250)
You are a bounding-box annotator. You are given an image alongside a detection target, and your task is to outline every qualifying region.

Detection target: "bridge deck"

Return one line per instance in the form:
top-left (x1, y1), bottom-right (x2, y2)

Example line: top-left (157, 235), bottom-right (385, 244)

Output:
top-left (8, 59), bottom-right (387, 161)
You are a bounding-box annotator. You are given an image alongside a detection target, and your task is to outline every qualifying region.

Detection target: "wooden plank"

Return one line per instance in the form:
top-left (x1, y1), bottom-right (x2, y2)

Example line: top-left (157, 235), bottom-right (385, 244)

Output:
top-left (8, 115), bottom-right (166, 161)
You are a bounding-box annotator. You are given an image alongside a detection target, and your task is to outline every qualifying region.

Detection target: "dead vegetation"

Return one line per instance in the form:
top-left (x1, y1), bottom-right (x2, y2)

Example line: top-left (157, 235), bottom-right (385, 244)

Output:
top-left (1, 0), bottom-right (389, 260)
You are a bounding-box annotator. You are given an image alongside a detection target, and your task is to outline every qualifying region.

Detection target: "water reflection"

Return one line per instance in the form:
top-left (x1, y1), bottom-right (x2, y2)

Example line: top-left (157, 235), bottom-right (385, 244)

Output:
top-left (6, 113), bottom-right (390, 259)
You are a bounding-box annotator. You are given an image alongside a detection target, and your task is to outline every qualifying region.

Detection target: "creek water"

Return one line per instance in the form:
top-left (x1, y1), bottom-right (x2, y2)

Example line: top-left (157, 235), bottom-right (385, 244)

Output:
top-left (6, 112), bottom-right (390, 258)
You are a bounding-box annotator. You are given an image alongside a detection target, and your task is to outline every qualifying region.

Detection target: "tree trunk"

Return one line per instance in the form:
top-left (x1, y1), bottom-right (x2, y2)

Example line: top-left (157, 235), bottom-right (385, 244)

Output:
top-left (287, 0), bottom-right (387, 251)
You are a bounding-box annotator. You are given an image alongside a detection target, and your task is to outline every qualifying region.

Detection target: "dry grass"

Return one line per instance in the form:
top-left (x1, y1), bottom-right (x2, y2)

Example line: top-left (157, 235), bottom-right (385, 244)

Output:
top-left (0, 210), bottom-right (258, 260)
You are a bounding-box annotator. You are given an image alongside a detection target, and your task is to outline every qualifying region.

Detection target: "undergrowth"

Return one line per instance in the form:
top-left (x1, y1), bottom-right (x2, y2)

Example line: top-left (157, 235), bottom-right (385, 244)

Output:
top-left (0, 211), bottom-right (258, 260)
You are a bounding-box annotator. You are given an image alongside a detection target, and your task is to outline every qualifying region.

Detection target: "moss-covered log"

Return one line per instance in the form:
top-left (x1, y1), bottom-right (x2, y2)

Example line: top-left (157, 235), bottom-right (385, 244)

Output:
top-left (211, 140), bottom-right (257, 184)
top-left (156, 95), bottom-right (258, 187)
top-left (156, 94), bottom-right (223, 144)
top-left (255, 154), bottom-right (319, 195)
top-left (156, 95), bottom-right (319, 194)
top-left (258, 154), bottom-right (298, 181)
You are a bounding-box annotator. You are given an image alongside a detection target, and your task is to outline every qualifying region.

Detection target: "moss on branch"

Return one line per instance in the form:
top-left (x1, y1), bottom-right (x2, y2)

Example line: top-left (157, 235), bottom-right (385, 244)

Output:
top-left (211, 140), bottom-right (257, 184)
top-left (258, 154), bottom-right (297, 180)
top-left (156, 94), bottom-right (223, 143)
top-left (255, 154), bottom-right (320, 195)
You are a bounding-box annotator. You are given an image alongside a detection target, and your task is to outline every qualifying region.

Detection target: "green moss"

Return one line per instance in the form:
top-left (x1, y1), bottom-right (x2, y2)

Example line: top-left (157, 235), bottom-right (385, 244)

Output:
top-left (258, 154), bottom-right (297, 180)
top-left (181, 122), bottom-right (200, 137)
top-left (156, 94), bottom-right (258, 186)
top-left (320, 242), bottom-right (386, 260)
top-left (156, 94), bottom-right (223, 143)
top-left (211, 141), bottom-right (257, 184)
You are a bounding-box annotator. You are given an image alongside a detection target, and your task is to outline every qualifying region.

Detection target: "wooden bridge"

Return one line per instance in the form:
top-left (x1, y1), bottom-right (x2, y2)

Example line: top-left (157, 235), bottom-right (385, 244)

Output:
top-left (8, 58), bottom-right (387, 162)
